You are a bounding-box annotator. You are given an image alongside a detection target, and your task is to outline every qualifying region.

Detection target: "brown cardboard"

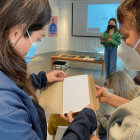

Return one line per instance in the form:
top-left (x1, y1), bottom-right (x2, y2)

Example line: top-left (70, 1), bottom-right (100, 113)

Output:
top-left (39, 75), bottom-right (99, 116)
top-left (88, 75), bottom-right (99, 111)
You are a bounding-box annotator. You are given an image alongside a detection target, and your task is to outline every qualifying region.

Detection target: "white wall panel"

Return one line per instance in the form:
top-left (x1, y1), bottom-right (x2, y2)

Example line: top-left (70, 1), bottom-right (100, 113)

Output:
top-left (59, 1), bottom-right (105, 53)
top-left (36, 6), bottom-right (59, 54)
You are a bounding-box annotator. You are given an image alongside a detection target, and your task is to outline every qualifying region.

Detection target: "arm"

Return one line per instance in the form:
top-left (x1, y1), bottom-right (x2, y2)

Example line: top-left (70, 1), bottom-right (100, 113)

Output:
top-left (110, 32), bottom-right (121, 46)
top-left (100, 32), bottom-right (106, 45)
top-left (101, 41), bottom-right (107, 46)
top-left (107, 94), bottom-right (130, 108)
top-left (100, 32), bottom-right (108, 46)
top-left (61, 108), bottom-right (97, 140)
top-left (31, 70), bottom-right (66, 90)
top-left (107, 96), bottom-right (140, 139)
top-left (96, 111), bottom-right (108, 130)
top-left (0, 109), bottom-right (41, 140)
top-left (30, 71), bottom-right (47, 90)
top-left (95, 85), bottom-right (130, 108)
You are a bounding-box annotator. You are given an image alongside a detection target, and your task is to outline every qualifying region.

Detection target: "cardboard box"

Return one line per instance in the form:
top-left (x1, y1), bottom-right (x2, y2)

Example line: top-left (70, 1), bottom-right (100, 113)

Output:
top-left (39, 75), bottom-right (99, 116)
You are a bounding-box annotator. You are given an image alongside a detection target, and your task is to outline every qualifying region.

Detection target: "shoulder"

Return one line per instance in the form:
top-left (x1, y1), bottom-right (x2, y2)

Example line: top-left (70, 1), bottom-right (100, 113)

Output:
top-left (108, 96), bottom-right (140, 139)
top-left (103, 31), bottom-right (108, 34)
top-left (0, 71), bottom-right (30, 117)
top-left (102, 31), bottom-right (108, 37)
top-left (114, 30), bottom-right (121, 35)
top-left (110, 96), bottom-right (140, 119)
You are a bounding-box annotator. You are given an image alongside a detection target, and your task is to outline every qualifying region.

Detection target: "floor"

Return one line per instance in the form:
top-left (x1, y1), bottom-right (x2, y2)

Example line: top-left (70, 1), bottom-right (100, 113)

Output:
top-left (28, 50), bottom-right (140, 140)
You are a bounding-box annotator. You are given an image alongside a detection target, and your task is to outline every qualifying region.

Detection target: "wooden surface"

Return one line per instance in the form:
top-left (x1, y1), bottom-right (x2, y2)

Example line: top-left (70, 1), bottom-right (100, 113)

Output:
top-left (50, 54), bottom-right (104, 75)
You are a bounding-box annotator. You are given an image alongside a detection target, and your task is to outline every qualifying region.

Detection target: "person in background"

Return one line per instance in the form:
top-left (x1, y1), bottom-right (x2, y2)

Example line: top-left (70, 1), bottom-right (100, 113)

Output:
top-left (96, 71), bottom-right (140, 140)
top-left (100, 18), bottom-right (121, 85)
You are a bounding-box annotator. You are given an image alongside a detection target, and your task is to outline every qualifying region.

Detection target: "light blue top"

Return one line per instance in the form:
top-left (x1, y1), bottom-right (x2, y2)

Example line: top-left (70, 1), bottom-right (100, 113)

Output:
top-left (0, 70), bottom-right (43, 140)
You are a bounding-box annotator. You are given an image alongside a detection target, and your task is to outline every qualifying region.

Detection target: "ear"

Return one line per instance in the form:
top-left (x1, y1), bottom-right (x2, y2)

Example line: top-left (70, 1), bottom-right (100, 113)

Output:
top-left (9, 26), bottom-right (23, 44)
top-left (9, 23), bottom-right (26, 44)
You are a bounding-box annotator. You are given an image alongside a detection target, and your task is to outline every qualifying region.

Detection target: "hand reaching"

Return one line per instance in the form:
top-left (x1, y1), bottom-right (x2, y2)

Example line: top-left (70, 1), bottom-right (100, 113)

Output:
top-left (95, 85), bottom-right (111, 103)
top-left (46, 70), bottom-right (66, 83)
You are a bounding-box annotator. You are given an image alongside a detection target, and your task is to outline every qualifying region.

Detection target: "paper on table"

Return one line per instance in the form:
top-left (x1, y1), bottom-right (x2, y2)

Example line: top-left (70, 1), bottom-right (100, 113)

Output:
top-left (63, 75), bottom-right (90, 114)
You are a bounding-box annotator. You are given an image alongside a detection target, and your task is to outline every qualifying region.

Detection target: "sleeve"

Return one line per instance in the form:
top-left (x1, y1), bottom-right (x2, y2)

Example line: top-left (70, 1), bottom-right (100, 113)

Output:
top-left (61, 108), bottom-right (97, 140)
top-left (30, 71), bottom-right (47, 90)
top-left (0, 109), bottom-right (41, 140)
top-left (96, 111), bottom-right (108, 130)
top-left (48, 114), bottom-right (56, 135)
top-left (110, 32), bottom-right (121, 46)
top-left (101, 32), bottom-right (108, 46)
top-left (107, 96), bottom-right (140, 140)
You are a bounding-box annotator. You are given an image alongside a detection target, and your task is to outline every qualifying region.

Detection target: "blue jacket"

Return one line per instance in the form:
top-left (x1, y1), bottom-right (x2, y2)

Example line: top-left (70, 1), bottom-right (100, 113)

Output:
top-left (0, 70), bottom-right (45, 140)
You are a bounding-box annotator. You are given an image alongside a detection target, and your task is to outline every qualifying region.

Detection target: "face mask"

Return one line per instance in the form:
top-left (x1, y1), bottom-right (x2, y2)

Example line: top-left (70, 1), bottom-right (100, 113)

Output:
top-left (24, 31), bottom-right (38, 64)
top-left (117, 39), bottom-right (140, 70)
top-left (108, 25), bottom-right (115, 29)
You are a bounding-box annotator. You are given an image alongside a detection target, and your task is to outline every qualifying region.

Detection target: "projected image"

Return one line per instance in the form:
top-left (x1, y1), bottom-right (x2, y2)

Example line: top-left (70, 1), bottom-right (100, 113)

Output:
top-left (87, 4), bottom-right (120, 33)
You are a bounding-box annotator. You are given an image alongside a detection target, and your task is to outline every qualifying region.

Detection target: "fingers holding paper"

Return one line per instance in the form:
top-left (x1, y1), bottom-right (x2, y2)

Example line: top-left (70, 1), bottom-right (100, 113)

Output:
top-left (60, 104), bottom-right (92, 124)
top-left (61, 108), bottom-right (97, 140)
top-left (46, 70), bottom-right (66, 83)
top-left (86, 104), bottom-right (91, 109)
top-left (59, 111), bottom-right (74, 124)
top-left (95, 85), bottom-right (111, 103)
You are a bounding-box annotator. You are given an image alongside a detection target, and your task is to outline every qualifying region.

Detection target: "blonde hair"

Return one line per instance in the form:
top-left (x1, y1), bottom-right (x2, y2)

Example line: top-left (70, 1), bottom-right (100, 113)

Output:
top-left (106, 71), bottom-right (140, 100)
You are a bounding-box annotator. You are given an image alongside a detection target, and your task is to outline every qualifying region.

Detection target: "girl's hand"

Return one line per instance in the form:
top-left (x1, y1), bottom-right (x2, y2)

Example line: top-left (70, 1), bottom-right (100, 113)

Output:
top-left (46, 70), bottom-right (66, 83)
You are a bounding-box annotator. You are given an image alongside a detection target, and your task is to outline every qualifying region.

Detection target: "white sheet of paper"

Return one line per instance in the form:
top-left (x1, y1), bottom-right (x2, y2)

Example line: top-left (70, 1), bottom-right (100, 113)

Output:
top-left (63, 75), bottom-right (90, 114)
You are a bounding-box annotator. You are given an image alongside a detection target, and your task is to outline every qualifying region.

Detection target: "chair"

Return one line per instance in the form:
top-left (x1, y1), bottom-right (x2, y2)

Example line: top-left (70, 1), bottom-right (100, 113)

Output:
top-left (54, 126), bottom-right (68, 140)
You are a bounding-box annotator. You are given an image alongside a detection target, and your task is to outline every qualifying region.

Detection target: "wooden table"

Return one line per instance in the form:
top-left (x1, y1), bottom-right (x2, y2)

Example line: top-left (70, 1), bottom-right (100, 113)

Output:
top-left (50, 54), bottom-right (104, 75)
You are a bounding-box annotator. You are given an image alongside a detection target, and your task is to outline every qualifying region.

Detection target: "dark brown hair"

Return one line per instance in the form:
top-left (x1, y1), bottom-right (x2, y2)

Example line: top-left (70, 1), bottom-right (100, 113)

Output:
top-left (0, 0), bottom-right (51, 102)
top-left (117, 0), bottom-right (140, 34)
top-left (105, 18), bottom-right (119, 33)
